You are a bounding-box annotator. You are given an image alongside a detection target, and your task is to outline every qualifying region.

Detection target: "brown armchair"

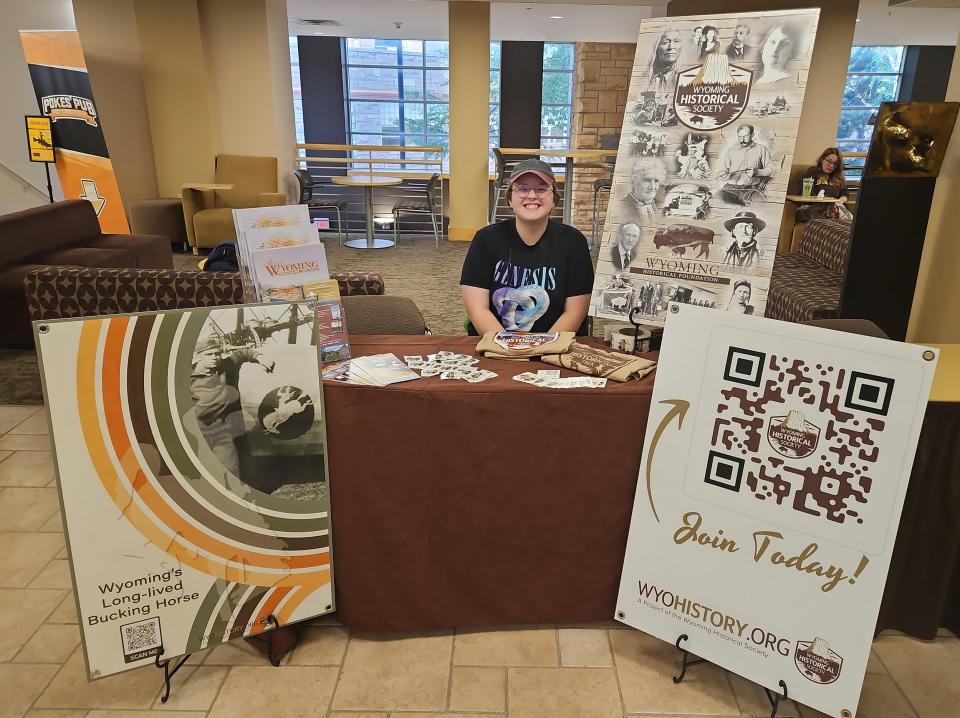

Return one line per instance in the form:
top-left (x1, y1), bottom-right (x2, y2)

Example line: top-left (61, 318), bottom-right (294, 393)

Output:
top-left (182, 154), bottom-right (288, 253)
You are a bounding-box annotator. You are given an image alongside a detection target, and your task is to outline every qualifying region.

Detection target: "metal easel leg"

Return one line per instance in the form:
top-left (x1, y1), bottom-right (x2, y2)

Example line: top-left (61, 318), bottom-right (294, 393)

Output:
top-left (154, 646), bottom-right (191, 703)
top-left (671, 634), bottom-right (708, 684)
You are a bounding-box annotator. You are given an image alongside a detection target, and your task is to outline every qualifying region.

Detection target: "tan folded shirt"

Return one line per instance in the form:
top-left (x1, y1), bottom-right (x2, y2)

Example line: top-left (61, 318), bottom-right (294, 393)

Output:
top-left (476, 330), bottom-right (576, 359)
top-left (541, 342), bottom-right (657, 382)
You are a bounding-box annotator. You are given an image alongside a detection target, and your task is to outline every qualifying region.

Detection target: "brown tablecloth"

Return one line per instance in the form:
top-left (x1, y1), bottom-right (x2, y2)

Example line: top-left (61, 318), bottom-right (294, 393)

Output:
top-left (324, 336), bottom-right (960, 637)
top-left (324, 336), bottom-right (656, 632)
top-left (876, 401), bottom-right (960, 638)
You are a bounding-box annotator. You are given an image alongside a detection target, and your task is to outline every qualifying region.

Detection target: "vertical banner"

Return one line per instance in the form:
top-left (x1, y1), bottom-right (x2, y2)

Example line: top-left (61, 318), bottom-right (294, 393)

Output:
top-left (20, 30), bottom-right (129, 232)
top-left (590, 10), bottom-right (819, 325)
top-left (37, 303), bottom-right (334, 679)
top-left (616, 305), bottom-right (937, 717)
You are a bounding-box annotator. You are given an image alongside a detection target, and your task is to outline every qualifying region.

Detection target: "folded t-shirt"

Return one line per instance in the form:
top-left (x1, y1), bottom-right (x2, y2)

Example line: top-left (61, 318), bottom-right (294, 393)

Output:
top-left (476, 330), bottom-right (576, 359)
top-left (540, 342), bottom-right (657, 382)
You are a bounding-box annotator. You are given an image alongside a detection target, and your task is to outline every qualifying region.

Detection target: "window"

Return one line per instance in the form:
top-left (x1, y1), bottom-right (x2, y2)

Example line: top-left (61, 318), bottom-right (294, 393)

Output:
top-left (490, 42), bottom-right (501, 165)
top-left (836, 46), bottom-right (906, 179)
top-left (343, 39), bottom-right (448, 167)
top-left (541, 43), bottom-right (575, 151)
top-left (296, 37), bottom-right (577, 166)
top-left (290, 37), bottom-right (304, 145)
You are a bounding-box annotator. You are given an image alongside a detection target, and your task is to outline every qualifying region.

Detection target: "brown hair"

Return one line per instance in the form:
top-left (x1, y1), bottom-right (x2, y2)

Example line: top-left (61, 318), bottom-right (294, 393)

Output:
top-left (814, 147), bottom-right (845, 185)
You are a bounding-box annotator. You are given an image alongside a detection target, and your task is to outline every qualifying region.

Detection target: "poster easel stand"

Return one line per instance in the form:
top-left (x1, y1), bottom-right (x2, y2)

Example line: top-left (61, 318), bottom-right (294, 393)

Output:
top-left (671, 634), bottom-right (790, 718)
top-left (154, 647), bottom-right (190, 703)
top-left (154, 614), bottom-right (289, 701)
top-left (247, 614), bottom-right (286, 667)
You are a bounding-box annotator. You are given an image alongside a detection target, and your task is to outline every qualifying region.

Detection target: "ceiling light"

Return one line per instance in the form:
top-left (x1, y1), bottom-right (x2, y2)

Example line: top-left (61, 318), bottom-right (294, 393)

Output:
top-left (314, 31), bottom-right (326, 34)
top-left (549, 16), bottom-right (564, 20)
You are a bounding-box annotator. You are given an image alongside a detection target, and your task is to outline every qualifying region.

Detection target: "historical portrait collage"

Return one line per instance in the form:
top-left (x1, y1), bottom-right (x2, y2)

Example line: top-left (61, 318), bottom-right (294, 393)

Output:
top-left (590, 9), bottom-right (821, 325)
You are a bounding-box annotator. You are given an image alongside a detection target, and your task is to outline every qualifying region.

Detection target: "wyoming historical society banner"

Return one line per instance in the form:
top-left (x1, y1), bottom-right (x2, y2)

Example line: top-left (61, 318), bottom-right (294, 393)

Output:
top-left (36, 303), bottom-right (333, 679)
top-left (616, 305), bottom-right (937, 717)
top-left (591, 10), bottom-right (819, 326)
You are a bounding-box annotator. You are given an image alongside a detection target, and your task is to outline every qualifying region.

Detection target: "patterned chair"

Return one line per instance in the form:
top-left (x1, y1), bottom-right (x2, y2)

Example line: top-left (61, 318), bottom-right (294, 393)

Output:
top-left (24, 268), bottom-right (385, 323)
top-left (766, 218), bottom-right (851, 323)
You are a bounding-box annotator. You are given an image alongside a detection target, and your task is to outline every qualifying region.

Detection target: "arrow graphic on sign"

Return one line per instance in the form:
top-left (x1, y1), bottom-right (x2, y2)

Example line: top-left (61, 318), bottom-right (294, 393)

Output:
top-left (645, 399), bottom-right (691, 524)
top-left (79, 178), bottom-right (105, 215)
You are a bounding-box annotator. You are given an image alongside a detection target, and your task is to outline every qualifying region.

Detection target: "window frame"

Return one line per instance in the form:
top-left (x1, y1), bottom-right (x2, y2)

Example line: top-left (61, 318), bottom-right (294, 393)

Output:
top-left (836, 45), bottom-right (907, 180)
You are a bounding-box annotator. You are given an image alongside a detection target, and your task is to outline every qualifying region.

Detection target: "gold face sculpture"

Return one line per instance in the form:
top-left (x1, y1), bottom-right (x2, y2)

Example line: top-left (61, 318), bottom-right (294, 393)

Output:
top-left (863, 102), bottom-right (960, 178)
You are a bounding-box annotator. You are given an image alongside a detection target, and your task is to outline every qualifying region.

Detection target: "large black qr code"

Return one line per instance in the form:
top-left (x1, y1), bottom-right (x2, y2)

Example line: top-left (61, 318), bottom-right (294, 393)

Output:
top-left (121, 617), bottom-right (161, 654)
top-left (709, 347), bottom-right (894, 526)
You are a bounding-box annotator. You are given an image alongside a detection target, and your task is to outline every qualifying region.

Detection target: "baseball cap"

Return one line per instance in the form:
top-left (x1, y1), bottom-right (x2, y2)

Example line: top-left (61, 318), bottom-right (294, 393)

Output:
top-left (508, 159), bottom-right (556, 186)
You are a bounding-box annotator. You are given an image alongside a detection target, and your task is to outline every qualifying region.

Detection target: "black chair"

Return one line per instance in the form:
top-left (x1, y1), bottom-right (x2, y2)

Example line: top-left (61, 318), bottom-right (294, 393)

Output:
top-left (490, 148), bottom-right (538, 223)
top-left (293, 169), bottom-right (348, 245)
top-left (591, 178), bottom-right (612, 249)
top-left (392, 173), bottom-right (442, 248)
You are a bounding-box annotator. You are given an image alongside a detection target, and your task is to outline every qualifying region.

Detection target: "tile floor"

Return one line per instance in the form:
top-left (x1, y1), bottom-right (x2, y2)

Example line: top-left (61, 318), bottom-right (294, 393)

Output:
top-left (0, 405), bottom-right (957, 718)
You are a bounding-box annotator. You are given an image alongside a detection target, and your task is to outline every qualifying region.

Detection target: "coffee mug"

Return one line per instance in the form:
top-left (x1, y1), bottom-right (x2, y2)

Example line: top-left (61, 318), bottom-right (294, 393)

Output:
top-left (613, 328), bottom-right (651, 354)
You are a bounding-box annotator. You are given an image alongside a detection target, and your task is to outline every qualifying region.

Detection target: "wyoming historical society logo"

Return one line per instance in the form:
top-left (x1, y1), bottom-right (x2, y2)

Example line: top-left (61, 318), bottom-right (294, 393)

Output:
top-left (795, 637), bottom-right (843, 685)
top-left (674, 54), bottom-right (752, 130)
top-left (767, 410), bottom-right (821, 459)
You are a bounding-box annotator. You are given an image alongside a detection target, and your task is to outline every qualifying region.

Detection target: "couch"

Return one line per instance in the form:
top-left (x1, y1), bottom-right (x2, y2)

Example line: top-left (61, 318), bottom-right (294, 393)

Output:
top-left (182, 155), bottom-right (287, 253)
top-left (766, 218), bottom-right (852, 323)
top-left (24, 268), bottom-right (386, 324)
top-left (0, 200), bottom-right (172, 346)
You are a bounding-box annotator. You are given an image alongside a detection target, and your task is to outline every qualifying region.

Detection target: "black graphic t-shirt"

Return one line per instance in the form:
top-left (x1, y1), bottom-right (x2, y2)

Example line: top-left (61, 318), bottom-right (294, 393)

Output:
top-left (460, 219), bottom-right (595, 335)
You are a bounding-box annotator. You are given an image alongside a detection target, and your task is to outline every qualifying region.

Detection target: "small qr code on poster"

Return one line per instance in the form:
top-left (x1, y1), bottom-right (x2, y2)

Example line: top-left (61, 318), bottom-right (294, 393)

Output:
top-left (121, 616), bottom-right (162, 663)
top-left (706, 346), bottom-right (894, 527)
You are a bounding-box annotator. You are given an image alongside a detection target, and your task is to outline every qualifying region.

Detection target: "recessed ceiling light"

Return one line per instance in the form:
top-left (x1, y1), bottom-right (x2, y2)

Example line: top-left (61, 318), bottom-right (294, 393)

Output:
top-left (314, 31), bottom-right (326, 34)
top-left (549, 16), bottom-right (564, 20)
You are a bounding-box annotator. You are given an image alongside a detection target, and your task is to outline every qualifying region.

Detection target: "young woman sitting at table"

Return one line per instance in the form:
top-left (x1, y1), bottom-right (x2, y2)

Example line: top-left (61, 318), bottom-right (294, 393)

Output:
top-left (460, 159), bottom-right (595, 335)
top-left (797, 147), bottom-right (850, 221)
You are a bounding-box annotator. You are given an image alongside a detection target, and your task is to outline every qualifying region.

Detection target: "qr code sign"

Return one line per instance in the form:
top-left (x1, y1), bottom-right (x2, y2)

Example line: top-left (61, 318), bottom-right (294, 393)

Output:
top-left (680, 332), bottom-right (915, 553)
top-left (711, 346), bottom-right (893, 526)
top-left (121, 617), bottom-right (162, 663)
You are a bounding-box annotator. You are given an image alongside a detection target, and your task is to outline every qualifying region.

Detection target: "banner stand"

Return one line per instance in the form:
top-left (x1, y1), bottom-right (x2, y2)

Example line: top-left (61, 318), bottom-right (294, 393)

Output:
top-left (669, 631), bottom-right (791, 718)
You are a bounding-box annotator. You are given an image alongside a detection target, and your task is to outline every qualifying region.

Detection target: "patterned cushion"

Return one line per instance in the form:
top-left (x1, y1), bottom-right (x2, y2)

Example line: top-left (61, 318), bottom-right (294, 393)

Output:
top-left (766, 253), bottom-right (843, 324)
top-left (797, 218), bottom-right (851, 273)
top-left (24, 268), bottom-right (386, 322)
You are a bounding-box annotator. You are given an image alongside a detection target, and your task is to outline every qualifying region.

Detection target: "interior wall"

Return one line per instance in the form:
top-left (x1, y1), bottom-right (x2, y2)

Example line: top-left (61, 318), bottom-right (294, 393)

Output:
top-left (264, 0), bottom-right (297, 199)
top-left (908, 29), bottom-right (960, 344)
top-left (499, 42), bottom-right (545, 150)
top-left (134, 0), bottom-right (218, 197)
top-left (0, 0), bottom-right (74, 215)
top-left (73, 0), bottom-right (158, 207)
top-left (448, 1), bottom-right (491, 240)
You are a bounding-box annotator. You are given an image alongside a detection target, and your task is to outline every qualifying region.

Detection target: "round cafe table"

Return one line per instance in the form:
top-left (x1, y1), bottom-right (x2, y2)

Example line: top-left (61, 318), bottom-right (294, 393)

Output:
top-left (331, 175), bottom-right (403, 249)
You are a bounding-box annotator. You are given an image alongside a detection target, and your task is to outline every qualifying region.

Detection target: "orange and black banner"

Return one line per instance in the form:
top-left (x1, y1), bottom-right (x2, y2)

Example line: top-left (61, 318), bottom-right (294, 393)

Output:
top-left (19, 30), bottom-right (129, 232)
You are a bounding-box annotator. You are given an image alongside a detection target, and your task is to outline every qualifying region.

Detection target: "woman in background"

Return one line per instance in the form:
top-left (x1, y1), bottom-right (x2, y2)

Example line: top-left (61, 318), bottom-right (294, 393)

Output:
top-left (797, 147), bottom-right (850, 221)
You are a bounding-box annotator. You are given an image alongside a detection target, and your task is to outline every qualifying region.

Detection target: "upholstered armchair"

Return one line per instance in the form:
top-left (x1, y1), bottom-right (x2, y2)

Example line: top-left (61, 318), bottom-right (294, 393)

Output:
top-left (182, 154), bottom-right (288, 253)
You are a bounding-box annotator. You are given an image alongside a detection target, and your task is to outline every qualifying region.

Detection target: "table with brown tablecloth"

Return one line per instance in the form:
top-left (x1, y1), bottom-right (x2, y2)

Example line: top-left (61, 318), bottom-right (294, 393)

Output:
top-left (323, 335), bottom-right (656, 632)
top-left (323, 336), bottom-right (960, 638)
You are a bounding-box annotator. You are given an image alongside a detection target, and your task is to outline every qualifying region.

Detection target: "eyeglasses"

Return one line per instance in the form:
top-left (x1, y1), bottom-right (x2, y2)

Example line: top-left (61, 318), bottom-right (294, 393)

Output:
top-left (513, 184), bottom-right (551, 197)
top-left (822, 157), bottom-right (838, 166)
